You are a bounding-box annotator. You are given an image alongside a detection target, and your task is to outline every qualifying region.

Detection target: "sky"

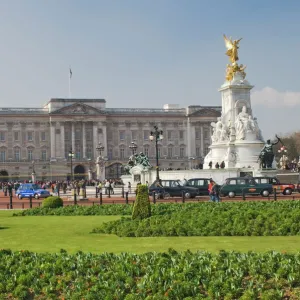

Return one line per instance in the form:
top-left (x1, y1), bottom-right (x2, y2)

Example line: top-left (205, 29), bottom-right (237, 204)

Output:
top-left (0, 0), bottom-right (300, 139)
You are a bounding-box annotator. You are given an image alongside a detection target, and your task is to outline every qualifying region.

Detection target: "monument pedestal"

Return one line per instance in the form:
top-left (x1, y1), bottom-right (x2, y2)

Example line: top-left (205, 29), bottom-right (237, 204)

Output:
top-left (204, 71), bottom-right (265, 170)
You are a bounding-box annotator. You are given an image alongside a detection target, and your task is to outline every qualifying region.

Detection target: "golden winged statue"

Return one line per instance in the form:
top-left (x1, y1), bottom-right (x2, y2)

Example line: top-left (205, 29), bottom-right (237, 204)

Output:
top-left (223, 34), bottom-right (242, 63)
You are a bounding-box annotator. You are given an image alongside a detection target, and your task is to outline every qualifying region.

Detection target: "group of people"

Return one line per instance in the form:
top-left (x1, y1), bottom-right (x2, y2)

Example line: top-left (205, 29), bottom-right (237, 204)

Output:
top-left (208, 179), bottom-right (220, 202)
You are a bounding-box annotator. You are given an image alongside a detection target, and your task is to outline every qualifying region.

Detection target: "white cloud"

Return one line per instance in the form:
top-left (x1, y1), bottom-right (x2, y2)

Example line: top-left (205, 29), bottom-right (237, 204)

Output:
top-left (252, 87), bottom-right (300, 107)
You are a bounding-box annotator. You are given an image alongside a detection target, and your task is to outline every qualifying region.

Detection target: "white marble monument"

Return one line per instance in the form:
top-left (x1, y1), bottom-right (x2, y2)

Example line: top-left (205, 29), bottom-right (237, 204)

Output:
top-left (204, 35), bottom-right (264, 169)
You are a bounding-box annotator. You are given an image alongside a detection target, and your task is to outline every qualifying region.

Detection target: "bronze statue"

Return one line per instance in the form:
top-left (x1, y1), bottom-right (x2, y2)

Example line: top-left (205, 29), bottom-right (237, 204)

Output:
top-left (258, 135), bottom-right (281, 169)
top-left (223, 34), bottom-right (242, 63)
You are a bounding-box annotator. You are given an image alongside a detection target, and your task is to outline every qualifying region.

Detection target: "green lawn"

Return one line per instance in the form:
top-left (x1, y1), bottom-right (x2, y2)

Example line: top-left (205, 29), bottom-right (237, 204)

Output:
top-left (1, 210), bottom-right (300, 253)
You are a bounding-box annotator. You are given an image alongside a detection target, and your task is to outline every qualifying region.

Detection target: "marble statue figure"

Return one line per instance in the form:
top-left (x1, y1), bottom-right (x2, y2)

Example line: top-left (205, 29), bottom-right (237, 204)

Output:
top-left (235, 106), bottom-right (250, 140)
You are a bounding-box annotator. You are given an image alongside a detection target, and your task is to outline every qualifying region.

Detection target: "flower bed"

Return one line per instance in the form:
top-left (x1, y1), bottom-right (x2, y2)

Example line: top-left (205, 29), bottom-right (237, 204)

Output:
top-left (92, 201), bottom-right (300, 236)
top-left (1, 249), bottom-right (300, 299)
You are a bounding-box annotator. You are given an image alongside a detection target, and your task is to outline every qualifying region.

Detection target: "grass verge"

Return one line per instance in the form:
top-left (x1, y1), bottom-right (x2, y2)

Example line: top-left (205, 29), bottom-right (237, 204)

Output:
top-left (1, 210), bottom-right (300, 253)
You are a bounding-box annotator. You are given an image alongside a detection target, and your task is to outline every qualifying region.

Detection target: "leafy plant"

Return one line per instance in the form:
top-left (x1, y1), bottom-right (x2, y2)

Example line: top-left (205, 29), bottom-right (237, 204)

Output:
top-left (42, 196), bottom-right (63, 209)
top-left (132, 184), bottom-right (151, 220)
top-left (93, 201), bottom-right (300, 237)
top-left (0, 249), bottom-right (300, 298)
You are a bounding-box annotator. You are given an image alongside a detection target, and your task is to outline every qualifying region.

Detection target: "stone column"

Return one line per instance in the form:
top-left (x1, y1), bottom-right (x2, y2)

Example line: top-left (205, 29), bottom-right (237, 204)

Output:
top-left (71, 123), bottom-right (75, 152)
top-left (93, 122), bottom-right (98, 158)
top-left (186, 118), bottom-right (191, 159)
top-left (200, 125), bottom-right (204, 157)
top-left (50, 121), bottom-right (56, 159)
top-left (82, 122), bottom-right (86, 159)
top-left (60, 122), bottom-right (65, 159)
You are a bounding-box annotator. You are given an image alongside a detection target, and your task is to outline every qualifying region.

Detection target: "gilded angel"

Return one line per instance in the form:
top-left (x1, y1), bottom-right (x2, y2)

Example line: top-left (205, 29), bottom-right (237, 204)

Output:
top-left (223, 34), bottom-right (242, 63)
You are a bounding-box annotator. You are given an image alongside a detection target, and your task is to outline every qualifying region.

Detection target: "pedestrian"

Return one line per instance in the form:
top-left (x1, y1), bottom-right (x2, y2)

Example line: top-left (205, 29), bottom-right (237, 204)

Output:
top-left (105, 180), bottom-right (110, 194)
top-left (110, 181), bottom-right (115, 195)
top-left (211, 181), bottom-right (220, 202)
top-left (208, 179), bottom-right (214, 202)
top-left (98, 181), bottom-right (102, 193)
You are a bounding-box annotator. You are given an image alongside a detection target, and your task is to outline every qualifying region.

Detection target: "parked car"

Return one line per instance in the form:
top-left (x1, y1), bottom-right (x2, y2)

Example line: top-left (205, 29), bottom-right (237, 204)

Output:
top-left (220, 177), bottom-right (273, 198)
top-left (253, 176), bottom-right (295, 195)
top-left (186, 178), bottom-right (211, 195)
top-left (16, 183), bottom-right (51, 199)
top-left (149, 180), bottom-right (199, 199)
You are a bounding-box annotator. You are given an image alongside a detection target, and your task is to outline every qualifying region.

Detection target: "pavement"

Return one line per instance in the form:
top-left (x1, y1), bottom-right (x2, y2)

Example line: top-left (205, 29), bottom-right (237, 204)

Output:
top-left (0, 186), bottom-right (299, 210)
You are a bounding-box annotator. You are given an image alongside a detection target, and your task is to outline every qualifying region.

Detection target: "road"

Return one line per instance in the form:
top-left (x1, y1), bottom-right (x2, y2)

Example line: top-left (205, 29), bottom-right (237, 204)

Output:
top-left (0, 189), bottom-right (299, 210)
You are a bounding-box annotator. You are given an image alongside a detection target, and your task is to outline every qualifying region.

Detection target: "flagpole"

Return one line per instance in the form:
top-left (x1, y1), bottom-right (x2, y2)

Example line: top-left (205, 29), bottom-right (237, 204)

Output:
top-left (69, 67), bottom-right (72, 98)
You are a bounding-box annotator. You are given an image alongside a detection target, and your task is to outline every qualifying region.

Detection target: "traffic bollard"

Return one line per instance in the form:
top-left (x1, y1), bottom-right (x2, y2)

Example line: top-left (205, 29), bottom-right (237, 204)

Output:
top-left (108, 188), bottom-right (111, 198)
top-left (74, 191), bottom-right (77, 205)
top-left (122, 187), bottom-right (125, 198)
top-left (100, 192), bottom-right (103, 205)
top-left (182, 191), bottom-right (185, 203)
top-left (125, 192), bottom-right (128, 204)
top-left (9, 194), bottom-right (13, 209)
top-left (153, 192), bottom-right (156, 204)
top-left (29, 195), bottom-right (32, 209)
top-left (273, 188), bottom-right (277, 201)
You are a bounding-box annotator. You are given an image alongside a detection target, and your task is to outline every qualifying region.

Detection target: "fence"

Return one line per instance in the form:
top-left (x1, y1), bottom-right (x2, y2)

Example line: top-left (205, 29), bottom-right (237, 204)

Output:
top-left (0, 187), bottom-right (299, 210)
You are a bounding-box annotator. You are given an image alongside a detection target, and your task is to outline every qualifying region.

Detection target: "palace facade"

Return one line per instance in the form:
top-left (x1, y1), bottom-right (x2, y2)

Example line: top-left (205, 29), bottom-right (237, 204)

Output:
top-left (0, 98), bottom-right (221, 181)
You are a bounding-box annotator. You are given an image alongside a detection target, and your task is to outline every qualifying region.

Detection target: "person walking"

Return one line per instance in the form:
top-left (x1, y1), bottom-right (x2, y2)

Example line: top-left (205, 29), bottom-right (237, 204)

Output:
top-left (208, 179), bottom-right (214, 202)
top-left (110, 181), bottom-right (115, 195)
top-left (211, 181), bottom-right (220, 203)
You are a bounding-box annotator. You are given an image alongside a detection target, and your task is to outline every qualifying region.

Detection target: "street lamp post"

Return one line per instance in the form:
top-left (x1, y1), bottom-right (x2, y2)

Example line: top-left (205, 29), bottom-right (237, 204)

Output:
top-left (96, 143), bottom-right (105, 180)
top-left (149, 125), bottom-right (163, 181)
top-left (68, 150), bottom-right (75, 180)
top-left (129, 142), bottom-right (137, 155)
top-left (31, 160), bottom-right (36, 182)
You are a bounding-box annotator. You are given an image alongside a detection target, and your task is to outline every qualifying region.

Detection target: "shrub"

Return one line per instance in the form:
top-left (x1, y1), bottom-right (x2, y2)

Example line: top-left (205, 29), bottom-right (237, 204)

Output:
top-left (94, 201), bottom-right (300, 237)
top-left (132, 184), bottom-right (151, 220)
top-left (42, 196), bottom-right (63, 209)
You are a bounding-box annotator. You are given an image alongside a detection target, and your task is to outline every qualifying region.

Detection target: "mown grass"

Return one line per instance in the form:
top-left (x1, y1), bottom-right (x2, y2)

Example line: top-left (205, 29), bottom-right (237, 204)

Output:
top-left (1, 210), bottom-right (300, 253)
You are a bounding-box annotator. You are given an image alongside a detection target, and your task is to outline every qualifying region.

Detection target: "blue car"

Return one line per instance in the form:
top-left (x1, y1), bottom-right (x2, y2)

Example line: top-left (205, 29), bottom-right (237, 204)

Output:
top-left (16, 183), bottom-right (51, 199)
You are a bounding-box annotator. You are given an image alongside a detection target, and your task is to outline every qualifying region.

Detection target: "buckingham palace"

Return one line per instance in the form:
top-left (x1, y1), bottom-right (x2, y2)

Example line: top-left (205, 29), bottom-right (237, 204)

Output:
top-left (0, 98), bottom-right (221, 181)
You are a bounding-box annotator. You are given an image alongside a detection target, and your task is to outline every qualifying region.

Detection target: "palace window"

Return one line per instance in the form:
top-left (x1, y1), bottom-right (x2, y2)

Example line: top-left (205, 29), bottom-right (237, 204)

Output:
top-left (195, 130), bottom-right (200, 139)
top-left (41, 131), bottom-right (46, 141)
top-left (14, 148), bottom-right (20, 161)
top-left (86, 147), bottom-right (92, 159)
top-left (65, 131), bottom-right (70, 141)
top-left (0, 132), bottom-right (5, 142)
top-left (143, 146), bottom-right (149, 157)
top-left (119, 131), bottom-right (125, 141)
top-left (120, 147), bottom-right (125, 159)
top-left (75, 130), bottom-right (81, 140)
top-left (204, 130), bottom-right (209, 139)
top-left (179, 131), bottom-right (184, 140)
top-left (131, 130), bottom-right (137, 141)
top-left (27, 149), bottom-right (33, 161)
top-left (144, 130), bottom-right (150, 141)
top-left (86, 131), bottom-right (92, 141)
top-left (41, 150), bottom-right (47, 161)
top-left (75, 148), bottom-right (81, 159)
top-left (27, 131), bottom-right (33, 142)
top-left (157, 147), bottom-right (161, 158)
top-left (179, 147), bottom-right (185, 158)
top-left (14, 131), bottom-right (19, 141)
top-left (204, 145), bottom-right (209, 155)
top-left (196, 147), bottom-right (200, 157)
top-left (108, 148), bottom-right (113, 160)
top-left (0, 150), bottom-right (6, 162)
top-left (167, 147), bottom-right (173, 158)
top-left (167, 130), bottom-right (172, 141)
